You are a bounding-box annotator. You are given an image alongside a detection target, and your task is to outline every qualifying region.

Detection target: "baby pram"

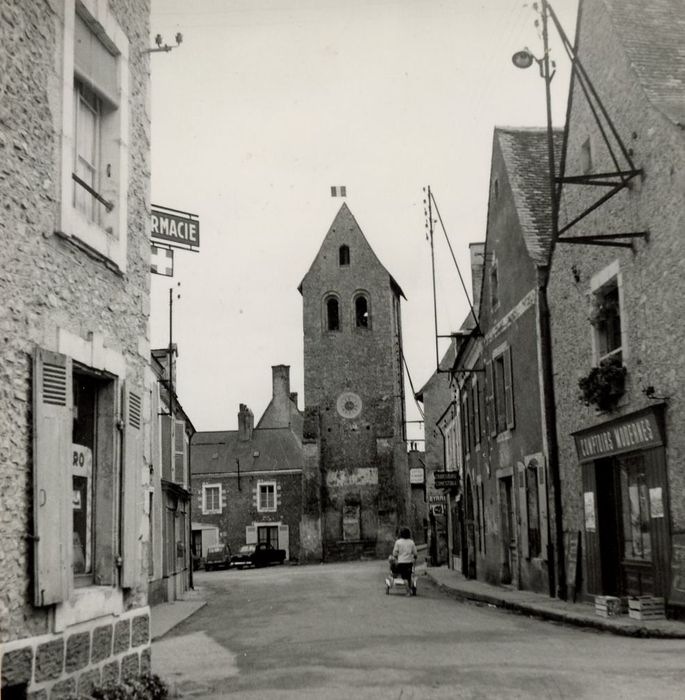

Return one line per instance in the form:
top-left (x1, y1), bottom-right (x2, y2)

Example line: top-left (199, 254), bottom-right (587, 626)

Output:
top-left (385, 556), bottom-right (417, 596)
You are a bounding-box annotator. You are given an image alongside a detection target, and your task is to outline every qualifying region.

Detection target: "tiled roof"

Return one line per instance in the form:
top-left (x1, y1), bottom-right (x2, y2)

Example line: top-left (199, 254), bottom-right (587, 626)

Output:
top-left (603, 0), bottom-right (685, 127)
top-left (496, 127), bottom-right (563, 266)
top-left (191, 427), bottom-right (303, 475)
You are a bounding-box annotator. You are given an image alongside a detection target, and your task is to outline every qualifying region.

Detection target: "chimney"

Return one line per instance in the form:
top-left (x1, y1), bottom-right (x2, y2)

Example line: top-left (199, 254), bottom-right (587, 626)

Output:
top-left (469, 242), bottom-right (485, 317)
top-left (270, 365), bottom-right (291, 426)
top-left (238, 403), bottom-right (254, 442)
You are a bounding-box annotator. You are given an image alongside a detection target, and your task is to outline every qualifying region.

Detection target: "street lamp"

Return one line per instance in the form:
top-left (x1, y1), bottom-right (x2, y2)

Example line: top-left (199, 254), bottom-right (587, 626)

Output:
top-left (511, 0), bottom-right (567, 602)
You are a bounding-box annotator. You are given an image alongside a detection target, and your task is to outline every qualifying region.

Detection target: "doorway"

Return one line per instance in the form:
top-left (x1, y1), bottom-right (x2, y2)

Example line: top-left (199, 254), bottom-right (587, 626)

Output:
top-left (595, 457), bottom-right (621, 596)
top-left (258, 525), bottom-right (279, 548)
top-left (465, 475), bottom-right (477, 579)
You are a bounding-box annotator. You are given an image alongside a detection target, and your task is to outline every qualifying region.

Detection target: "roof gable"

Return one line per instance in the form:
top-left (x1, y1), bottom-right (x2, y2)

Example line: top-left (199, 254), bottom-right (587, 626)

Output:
top-left (298, 203), bottom-right (406, 298)
top-left (495, 127), bottom-right (563, 267)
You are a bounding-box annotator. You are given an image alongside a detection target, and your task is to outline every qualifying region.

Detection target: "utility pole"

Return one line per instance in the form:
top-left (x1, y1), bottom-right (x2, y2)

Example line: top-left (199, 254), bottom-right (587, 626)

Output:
top-left (538, 0), bottom-right (566, 600)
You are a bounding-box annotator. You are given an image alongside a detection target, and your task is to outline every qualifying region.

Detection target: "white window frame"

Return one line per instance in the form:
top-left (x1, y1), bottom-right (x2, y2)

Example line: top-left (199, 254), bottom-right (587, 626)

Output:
top-left (257, 481), bottom-right (277, 513)
top-left (202, 483), bottom-right (222, 515)
top-left (590, 261), bottom-right (627, 365)
top-left (60, 0), bottom-right (129, 271)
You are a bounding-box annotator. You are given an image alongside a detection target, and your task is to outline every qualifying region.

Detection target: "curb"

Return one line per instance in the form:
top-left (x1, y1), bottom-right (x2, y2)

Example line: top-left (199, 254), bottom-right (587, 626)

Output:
top-left (426, 572), bottom-right (685, 639)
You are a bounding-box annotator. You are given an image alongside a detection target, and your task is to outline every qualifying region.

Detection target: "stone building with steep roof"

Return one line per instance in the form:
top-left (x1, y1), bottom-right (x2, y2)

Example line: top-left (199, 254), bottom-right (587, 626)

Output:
top-left (548, 0), bottom-right (685, 611)
top-left (452, 127), bottom-right (563, 594)
top-left (191, 366), bottom-right (304, 561)
top-left (0, 1), bottom-right (153, 695)
top-left (298, 204), bottom-right (410, 561)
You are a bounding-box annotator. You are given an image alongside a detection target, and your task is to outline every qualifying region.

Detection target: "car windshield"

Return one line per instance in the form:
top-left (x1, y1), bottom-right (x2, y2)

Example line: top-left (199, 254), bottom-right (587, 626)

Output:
top-left (239, 545), bottom-right (255, 554)
top-left (208, 546), bottom-right (224, 554)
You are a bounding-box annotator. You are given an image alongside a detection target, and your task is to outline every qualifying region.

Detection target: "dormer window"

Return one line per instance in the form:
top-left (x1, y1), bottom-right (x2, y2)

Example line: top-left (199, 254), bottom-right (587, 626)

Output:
top-left (339, 245), bottom-right (350, 266)
top-left (355, 294), bottom-right (370, 328)
top-left (326, 296), bottom-right (340, 331)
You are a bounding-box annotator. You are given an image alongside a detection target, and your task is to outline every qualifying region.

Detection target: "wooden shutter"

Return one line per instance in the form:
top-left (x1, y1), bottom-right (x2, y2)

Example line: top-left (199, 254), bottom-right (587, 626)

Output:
top-left (504, 347), bottom-right (515, 430)
top-left (528, 454), bottom-right (549, 560)
top-left (121, 382), bottom-right (143, 588)
top-left (33, 349), bottom-right (72, 606)
top-left (245, 525), bottom-right (257, 544)
top-left (485, 360), bottom-right (496, 438)
top-left (174, 419), bottom-right (185, 484)
top-left (517, 462), bottom-right (529, 559)
top-left (472, 377), bottom-right (481, 445)
top-left (278, 524), bottom-right (290, 560)
top-left (161, 414), bottom-right (172, 481)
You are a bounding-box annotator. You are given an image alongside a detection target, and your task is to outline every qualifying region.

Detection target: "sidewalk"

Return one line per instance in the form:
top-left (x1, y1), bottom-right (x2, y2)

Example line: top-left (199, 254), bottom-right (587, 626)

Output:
top-left (151, 588), bottom-right (207, 641)
top-left (423, 565), bottom-right (685, 639)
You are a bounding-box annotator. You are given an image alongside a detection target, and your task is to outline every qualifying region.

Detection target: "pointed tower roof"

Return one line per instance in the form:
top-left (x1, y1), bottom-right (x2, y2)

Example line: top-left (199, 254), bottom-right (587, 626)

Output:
top-left (298, 203), bottom-right (406, 298)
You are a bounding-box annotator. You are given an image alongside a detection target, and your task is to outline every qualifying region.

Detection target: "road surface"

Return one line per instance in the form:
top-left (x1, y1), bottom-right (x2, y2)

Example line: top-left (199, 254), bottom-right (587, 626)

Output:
top-left (153, 561), bottom-right (685, 699)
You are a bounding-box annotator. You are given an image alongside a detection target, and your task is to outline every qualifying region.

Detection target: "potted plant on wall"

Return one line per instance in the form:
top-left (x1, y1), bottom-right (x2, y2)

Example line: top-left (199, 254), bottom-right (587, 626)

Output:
top-left (578, 355), bottom-right (627, 412)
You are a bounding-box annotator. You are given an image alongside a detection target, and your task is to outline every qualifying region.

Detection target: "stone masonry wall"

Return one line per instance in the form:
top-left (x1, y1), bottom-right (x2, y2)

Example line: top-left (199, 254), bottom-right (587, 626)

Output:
top-left (0, 0), bottom-right (152, 651)
top-left (548, 0), bottom-right (685, 566)
top-left (1, 608), bottom-right (151, 699)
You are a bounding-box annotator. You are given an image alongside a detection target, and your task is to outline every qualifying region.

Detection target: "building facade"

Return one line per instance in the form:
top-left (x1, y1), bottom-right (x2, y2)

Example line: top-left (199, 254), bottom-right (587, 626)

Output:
top-left (191, 366), bottom-right (304, 562)
top-left (299, 204), bottom-right (410, 561)
top-left (148, 349), bottom-right (195, 606)
top-left (453, 128), bottom-right (561, 594)
top-left (1, 0), bottom-right (153, 695)
top-left (548, 0), bottom-right (685, 611)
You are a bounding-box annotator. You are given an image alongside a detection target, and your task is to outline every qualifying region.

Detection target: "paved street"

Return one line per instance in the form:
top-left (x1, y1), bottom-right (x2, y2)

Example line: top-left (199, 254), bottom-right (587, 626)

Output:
top-left (153, 561), bottom-right (685, 699)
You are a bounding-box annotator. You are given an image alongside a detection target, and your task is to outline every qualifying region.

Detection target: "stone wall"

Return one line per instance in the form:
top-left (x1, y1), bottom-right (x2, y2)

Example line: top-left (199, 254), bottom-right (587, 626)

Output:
top-left (191, 471), bottom-right (303, 560)
top-left (548, 0), bottom-right (685, 540)
top-left (1, 608), bottom-right (151, 699)
top-left (0, 0), bottom-right (152, 689)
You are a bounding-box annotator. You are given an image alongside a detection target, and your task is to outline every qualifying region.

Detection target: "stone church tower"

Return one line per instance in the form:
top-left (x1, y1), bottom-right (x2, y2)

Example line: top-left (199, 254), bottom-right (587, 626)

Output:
top-left (299, 203), bottom-right (410, 561)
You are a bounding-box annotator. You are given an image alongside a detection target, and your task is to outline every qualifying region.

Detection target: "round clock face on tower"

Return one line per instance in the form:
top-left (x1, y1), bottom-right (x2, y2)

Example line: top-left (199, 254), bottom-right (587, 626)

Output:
top-left (336, 391), bottom-right (362, 419)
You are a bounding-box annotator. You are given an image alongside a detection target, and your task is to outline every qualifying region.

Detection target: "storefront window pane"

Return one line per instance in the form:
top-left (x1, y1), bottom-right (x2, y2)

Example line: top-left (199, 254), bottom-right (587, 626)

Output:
top-left (620, 456), bottom-right (652, 561)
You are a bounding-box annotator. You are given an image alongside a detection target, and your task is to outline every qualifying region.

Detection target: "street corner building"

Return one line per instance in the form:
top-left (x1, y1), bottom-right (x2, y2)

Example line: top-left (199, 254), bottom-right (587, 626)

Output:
top-left (298, 203), bottom-right (410, 562)
top-left (191, 366), bottom-right (305, 564)
top-left (547, 0), bottom-right (685, 612)
top-left (1, 1), bottom-right (153, 697)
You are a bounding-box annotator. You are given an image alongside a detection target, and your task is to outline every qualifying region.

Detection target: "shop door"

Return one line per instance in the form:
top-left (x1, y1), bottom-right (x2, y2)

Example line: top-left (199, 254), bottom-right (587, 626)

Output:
top-left (595, 458), bottom-right (622, 596)
top-left (499, 477), bottom-right (514, 584)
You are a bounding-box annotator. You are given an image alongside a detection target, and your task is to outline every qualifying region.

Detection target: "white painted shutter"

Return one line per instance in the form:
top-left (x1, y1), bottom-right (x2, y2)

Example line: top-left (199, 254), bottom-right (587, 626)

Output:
top-left (245, 525), bottom-right (257, 544)
top-left (33, 349), bottom-right (72, 606)
top-left (504, 347), bottom-right (515, 430)
top-left (278, 524), bottom-right (289, 560)
top-left (517, 462), bottom-right (529, 559)
top-left (121, 382), bottom-right (143, 588)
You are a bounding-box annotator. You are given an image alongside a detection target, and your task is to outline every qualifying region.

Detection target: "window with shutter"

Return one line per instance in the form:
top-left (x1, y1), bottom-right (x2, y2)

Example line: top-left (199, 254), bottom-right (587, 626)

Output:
top-left (245, 525), bottom-right (257, 544)
top-left (33, 349), bottom-right (73, 606)
top-left (60, 1), bottom-right (130, 270)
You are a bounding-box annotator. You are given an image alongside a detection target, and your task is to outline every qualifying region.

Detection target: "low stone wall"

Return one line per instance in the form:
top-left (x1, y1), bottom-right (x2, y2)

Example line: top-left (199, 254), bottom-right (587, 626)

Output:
top-left (1, 607), bottom-right (151, 699)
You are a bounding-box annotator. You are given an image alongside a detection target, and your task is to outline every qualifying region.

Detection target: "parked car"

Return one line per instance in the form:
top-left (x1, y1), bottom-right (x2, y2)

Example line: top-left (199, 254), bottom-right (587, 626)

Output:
top-left (231, 542), bottom-right (286, 569)
top-left (204, 544), bottom-right (232, 571)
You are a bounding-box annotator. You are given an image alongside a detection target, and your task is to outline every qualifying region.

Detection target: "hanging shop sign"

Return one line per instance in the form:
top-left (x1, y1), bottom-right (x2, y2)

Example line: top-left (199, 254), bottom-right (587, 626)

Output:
top-left (428, 495), bottom-right (446, 504)
top-left (151, 205), bottom-right (200, 250)
top-left (572, 406), bottom-right (664, 463)
top-left (433, 470), bottom-right (459, 489)
top-left (409, 467), bottom-right (425, 485)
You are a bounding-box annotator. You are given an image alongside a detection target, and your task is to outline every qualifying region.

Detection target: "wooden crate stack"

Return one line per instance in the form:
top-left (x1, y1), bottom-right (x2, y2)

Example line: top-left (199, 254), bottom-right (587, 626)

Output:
top-left (628, 596), bottom-right (665, 621)
top-left (594, 595), bottom-right (625, 617)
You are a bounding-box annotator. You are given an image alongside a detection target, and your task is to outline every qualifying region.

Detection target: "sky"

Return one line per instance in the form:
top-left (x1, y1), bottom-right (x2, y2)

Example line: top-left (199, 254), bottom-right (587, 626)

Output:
top-left (148, 0), bottom-right (578, 439)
